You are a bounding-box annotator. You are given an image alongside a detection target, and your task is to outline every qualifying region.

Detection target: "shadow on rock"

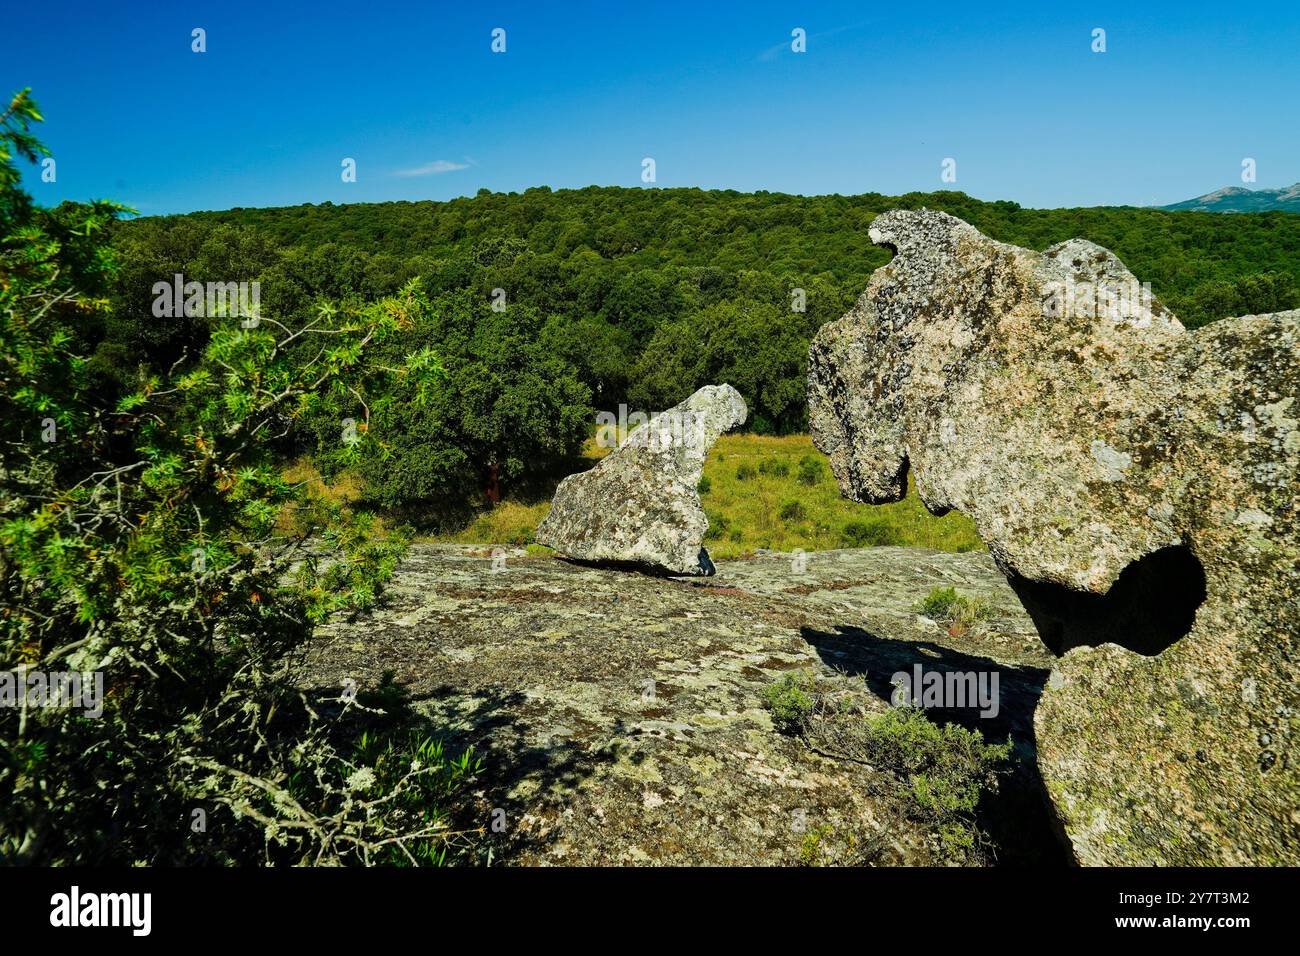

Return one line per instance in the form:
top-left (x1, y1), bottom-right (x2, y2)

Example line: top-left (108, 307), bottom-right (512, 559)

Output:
top-left (800, 624), bottom-right (1071, 866)
top-left (408, 683), bottom-right (619, 863)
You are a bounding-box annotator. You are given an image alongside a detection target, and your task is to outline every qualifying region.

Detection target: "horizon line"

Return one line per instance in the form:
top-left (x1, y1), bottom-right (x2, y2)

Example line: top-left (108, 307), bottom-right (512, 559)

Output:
top-left (111, 182), bottom-right (1300, 221)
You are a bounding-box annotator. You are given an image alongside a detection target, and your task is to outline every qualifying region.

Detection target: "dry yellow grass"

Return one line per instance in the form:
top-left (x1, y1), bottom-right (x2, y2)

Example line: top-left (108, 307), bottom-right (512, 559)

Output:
top-left (439, 499), bottom-right (552, 545)
top-left (277, 458), bottom-right (380, 536)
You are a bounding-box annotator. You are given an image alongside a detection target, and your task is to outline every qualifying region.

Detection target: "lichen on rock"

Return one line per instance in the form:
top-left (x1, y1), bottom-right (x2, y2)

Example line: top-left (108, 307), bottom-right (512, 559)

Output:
top-left (808, 208), bottom-right (1300, 865)
top-left (306, 544), bottom-right (1061, 865)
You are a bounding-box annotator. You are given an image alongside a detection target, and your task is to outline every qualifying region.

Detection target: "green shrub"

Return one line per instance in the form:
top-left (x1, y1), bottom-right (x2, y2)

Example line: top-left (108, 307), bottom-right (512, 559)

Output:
top-left (779, 499), bottom-right (808, 522)
top-left (841, 518), bottom-right (902, 547)
top-left (762, 671), bottom-right (816, 733)
top-left (0, 94), bottom-right (480, 866)
top-left (759, 458), bottom-right (791, 478)
top-left (817, 706), bottom-right (1011, 863)
top-left (858, 708), bottom-right (1011, 820)
top-left (796, 455), bottom-right (825, 486)
top-left (777, 683), bottom-right (1011, 864)
top-left (697, 475), bottom-right (711, 495)
top-left (735, 462), bottom-right (756, 481)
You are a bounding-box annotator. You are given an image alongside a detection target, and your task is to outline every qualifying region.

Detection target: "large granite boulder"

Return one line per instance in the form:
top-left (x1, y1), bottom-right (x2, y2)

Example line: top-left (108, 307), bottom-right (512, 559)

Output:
top-left (536, 385), bottom-right (746, 575)
top-left (808, 208), bottom-right (1300, 864)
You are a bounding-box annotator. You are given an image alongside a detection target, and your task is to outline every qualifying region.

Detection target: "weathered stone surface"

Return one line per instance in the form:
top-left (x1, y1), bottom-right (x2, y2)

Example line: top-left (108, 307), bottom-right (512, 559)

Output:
top-left (536, 385), bottom-right (747, 575)
top-left (304, 544), bottom-right (1063, 865)
top-left (808, 208), bottom-right (1300, 865)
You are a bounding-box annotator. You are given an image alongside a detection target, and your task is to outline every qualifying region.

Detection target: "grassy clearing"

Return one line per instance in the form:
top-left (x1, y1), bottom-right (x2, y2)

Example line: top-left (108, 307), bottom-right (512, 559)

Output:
top-left (697, 434), bottom-right (982, 558)
top-left (285, 433), bottom-right (984, 557)
top-left (440, 499), bottom-right (551, 546)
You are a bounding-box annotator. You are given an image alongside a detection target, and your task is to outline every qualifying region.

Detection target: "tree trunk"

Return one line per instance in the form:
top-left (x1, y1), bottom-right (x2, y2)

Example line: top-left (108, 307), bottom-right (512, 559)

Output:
top-left (485, 461), bottom-right (501, 506)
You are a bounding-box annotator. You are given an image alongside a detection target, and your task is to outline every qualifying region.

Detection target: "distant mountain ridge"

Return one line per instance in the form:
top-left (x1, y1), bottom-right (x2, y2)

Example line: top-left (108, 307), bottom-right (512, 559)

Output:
top-left (1163, 183), bottom-right (1300, 213)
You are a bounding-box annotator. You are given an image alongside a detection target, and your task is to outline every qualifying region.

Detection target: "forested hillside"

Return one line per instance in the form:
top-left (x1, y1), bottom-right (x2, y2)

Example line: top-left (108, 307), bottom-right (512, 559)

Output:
top-left (193, 187), bottom-right (902, 278)
top-left (101, 187), bottom-right (1300, 509)
top-left (176, 186), bottom-right (1300, 326)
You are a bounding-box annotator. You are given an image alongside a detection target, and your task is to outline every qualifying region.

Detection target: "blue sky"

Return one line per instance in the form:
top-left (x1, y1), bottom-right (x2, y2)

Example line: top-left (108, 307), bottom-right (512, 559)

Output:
top-left (5, 0), bottom-right (1298, 213)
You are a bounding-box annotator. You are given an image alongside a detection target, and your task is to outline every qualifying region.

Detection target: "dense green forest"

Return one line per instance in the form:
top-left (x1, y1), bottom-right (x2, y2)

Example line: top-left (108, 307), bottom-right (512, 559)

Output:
top-left (179, 186), bottom-right (1300, 325)
top-left (99, 187), bottom-right (1300, 509)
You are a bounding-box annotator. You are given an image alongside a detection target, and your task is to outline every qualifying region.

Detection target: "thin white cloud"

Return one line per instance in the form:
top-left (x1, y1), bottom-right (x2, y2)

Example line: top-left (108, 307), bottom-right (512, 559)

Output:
top-left (393, 159), bottom-right (471, 178)
top-left (757, 21), bottom-right (874, 61)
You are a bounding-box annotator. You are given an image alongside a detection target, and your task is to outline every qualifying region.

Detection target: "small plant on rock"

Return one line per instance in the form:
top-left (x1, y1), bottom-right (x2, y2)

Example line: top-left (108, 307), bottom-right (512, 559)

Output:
top-left (913, 586), bottom-right (994, 635)
top-left (763, 671), bottom-right (816, 733)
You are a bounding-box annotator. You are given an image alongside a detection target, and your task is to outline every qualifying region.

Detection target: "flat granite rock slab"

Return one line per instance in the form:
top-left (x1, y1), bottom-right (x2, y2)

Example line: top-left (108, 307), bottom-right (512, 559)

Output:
top-left (302, 544), bottom-right (1056, 866)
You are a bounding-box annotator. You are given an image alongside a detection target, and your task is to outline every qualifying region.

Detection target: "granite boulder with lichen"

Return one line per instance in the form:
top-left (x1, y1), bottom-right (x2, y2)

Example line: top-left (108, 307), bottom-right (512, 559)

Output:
top-left (536, 384), bottom-right (747, 575)
top-left (808, 208), bottom-right (1300, 864)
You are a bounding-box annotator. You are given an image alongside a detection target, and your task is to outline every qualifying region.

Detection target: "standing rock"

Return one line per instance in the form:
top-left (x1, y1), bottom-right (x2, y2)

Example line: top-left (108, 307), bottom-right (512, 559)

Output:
top-left (536, 385), bottom-right (746, 575)
top-left (808, 208), bottom-right (1300, 864)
